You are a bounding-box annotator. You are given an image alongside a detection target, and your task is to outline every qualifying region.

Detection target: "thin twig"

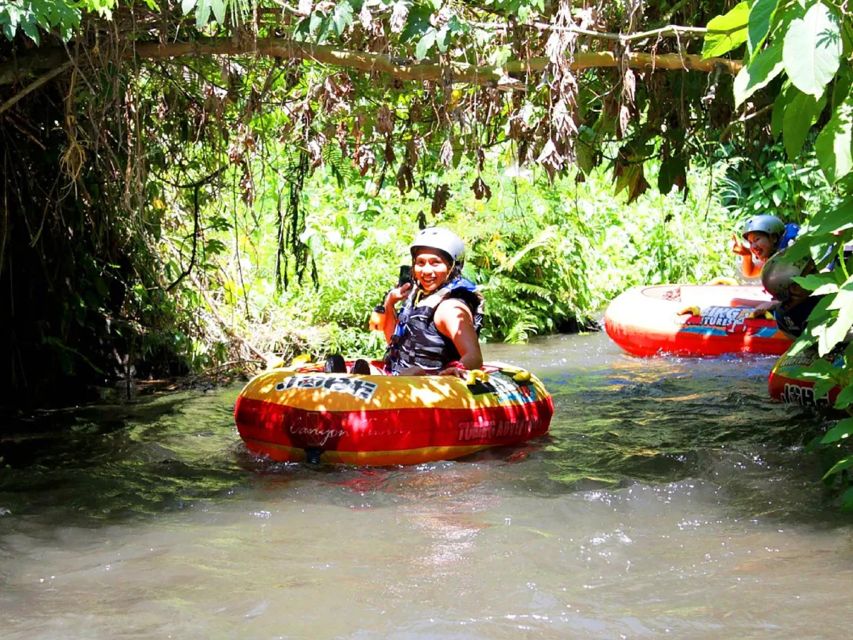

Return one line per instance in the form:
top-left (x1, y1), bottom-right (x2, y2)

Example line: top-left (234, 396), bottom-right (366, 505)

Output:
top-left (719, 104), bottom-right (773, 141)
top-left (469, 20), bottom-right (724, 43)
top-left (0, 61), bottom-right (73, 116)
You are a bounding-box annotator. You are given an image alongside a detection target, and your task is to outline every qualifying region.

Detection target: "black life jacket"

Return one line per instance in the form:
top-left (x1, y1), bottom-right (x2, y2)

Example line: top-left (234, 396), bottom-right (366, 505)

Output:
top-left (387, 277), bottom-right (484, 374)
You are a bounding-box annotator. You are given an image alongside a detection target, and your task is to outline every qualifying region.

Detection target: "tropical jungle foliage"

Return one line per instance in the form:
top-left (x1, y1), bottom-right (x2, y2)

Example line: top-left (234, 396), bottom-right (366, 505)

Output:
top-left (0, 2), bottom-right (851, 501)
top-left (187, 159), bottom-right (733, 365)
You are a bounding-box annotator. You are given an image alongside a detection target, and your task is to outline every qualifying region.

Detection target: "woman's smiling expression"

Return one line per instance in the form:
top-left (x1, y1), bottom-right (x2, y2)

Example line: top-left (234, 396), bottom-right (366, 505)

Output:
top-left (745, 231), bottom-right (776, 262)
top-left (412, 249), bottom-right (452, 293)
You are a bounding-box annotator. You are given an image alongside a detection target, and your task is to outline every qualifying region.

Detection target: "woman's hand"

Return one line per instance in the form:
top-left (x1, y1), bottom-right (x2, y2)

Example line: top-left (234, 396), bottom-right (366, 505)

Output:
top-left (731, 233), bottom-right (749, 256)
top-left (439, 365), bottom-right (468, 378)
top-left (386, 282), bottom-right (412, 307)
top-left (749, 301), bottom-right (779, 318)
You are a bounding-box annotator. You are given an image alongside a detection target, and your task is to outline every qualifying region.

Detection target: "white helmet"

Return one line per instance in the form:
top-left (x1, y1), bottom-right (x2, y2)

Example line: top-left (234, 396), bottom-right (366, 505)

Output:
top-left (761, 250), bottom-right (812, 301)
top-left (409, 227), bottom-right (465, 265)
top-left (742, 214), bottom-right (785, 239)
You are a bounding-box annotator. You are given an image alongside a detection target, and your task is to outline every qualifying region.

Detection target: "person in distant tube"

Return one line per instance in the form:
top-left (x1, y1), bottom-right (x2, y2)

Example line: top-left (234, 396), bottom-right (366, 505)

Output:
top-left (731, 214), bottom-right (799, 279)
top-left (378, 227), bottom-right (484, 378)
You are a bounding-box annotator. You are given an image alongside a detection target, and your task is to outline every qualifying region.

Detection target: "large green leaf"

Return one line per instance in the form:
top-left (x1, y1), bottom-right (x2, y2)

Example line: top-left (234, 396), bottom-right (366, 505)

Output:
top-left (815, 88), bottom-right (853, 184)
top-left (195, 0), bottom-right (212, 27)
top-left (332, 1), bottom-right (354, 36)
top-left (401, 3), bottom-right (433, 42)
top-left (819, 279), bottom-right (853, 355)
top-left (415, 29), bottom-right (436, 60)
top-left (702, 1), bottom-right (750, 58)
top-left (807, 196), bottom-right (853, 236)
top-left (796, 273), bottom-right (839, 295)
top-left (210, 0), bottom-right (225, 25)
top-left (842, 486), bottom-right (853, 511)
top-left (782, 89), bottom-right (824, 159)
top-left (823, 454), bottom-right (853, 480)
top-left (734, 38), bottom-right (783, 107)
top-left (771, 82), bottom-right (795, 139)
top-left (782, 2), bottom-right (843, 98)
top-left (821, 417), bottom-right (853, 444)
top-left (835, 384), bottom-right (853, 411)
top-left (748, 0), bottom-right (778, 55)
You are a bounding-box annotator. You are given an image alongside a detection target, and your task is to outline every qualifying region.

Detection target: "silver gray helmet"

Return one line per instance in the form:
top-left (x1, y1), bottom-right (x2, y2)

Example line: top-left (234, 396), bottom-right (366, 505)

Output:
top-left (761, 249), bottom-right (812, 301)
top-left (410, 227), bottom-right (465, 265)
top-left (742, 214), bottom-right (785, 239)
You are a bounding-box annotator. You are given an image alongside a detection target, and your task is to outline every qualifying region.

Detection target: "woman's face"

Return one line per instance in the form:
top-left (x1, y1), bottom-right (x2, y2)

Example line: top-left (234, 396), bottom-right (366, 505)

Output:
top-left (745, 231), bottom-right (777, 262)
top-left (412, 249), bottom-right (451, 293)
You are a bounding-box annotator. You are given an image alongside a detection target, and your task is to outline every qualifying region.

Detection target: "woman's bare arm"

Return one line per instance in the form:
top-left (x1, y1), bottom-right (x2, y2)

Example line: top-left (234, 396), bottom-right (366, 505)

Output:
top-left (434, 299), bottom-right (483, 374)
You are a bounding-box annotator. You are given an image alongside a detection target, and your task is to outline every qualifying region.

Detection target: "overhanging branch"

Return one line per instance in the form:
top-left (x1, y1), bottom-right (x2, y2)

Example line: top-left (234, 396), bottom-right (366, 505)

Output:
top-left (0, 37), bottom-right (742, 89)
top-left (136, 38), bottom-right (743, 83)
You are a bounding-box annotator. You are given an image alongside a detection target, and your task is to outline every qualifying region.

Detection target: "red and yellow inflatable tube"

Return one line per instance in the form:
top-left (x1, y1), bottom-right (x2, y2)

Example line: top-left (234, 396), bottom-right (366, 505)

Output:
top-left (604, 284), bottom-right (792, 357)
top-left (234, 361), bottom-right (553, 465)
top-left (768, 344), bottom-right (846, 413)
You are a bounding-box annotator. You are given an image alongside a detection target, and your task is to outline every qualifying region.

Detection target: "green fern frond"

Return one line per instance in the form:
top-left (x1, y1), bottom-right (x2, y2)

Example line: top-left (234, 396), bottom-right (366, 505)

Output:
top-left (499, 225), bottom-right (559, 273)
top-left (505, 319), bottom-right (538, 344)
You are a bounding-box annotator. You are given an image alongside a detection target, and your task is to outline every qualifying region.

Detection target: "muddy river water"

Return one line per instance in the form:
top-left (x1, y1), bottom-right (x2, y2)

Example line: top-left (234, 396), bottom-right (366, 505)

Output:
top-left (1, 332), bottom-right (850, 638)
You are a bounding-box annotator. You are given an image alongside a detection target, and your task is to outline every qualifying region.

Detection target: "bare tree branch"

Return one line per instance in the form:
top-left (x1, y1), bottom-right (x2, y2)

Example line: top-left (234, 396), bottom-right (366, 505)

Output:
top-left (0, 37), bottom-right (742, 89)
top-left (0, 61), bottom-right (73, 115)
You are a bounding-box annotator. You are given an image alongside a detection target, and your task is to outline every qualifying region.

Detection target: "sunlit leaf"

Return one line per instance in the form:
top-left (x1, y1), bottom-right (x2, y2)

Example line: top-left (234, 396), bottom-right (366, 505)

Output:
top-left (735, 38), bottom-right (784, 107)
top-left (782, 3), bottom-right (843, 98)
top-left (21, 18), bottom-right (40, 45)
top-left (702, 2), bottom-right (749, 58)
top-left (415, 29), bottom-right (436, 60)
top-left (195, 0), bottom-right (212, 28)
top-left (436, 26), bottom-right (449, 53)
top-left (816, 284), bottom-right (853, 355)
top-left (795, 273), bottom-right (838, 295)
top-left (210, 0), bottom-right (225, 25)
top-left (333, 1), bottom-right (354, 35)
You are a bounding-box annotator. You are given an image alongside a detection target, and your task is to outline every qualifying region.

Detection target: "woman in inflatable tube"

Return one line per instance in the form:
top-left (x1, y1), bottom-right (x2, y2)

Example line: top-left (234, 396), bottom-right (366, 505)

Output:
top-left (376, 227), bottom-right (485, 378)
top-left (234, 228), bottom-right (553, 465)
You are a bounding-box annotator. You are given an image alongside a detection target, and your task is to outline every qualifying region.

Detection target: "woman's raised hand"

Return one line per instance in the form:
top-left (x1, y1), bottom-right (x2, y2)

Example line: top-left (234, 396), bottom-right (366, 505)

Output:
top-left (386, 282), bottom-right (412, 306)
top-left (731, 233), bottom-right (749, 256)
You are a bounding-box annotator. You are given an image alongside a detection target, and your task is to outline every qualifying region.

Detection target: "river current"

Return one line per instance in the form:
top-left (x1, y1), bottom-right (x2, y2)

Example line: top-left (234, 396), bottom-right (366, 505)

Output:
top-left (1, 332), bottom-right (850, 638)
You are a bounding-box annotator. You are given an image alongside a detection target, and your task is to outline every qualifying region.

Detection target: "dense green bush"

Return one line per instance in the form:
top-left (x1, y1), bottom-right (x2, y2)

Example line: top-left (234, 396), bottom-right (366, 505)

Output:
top-left (186, 157), bottom-right (735, 361)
